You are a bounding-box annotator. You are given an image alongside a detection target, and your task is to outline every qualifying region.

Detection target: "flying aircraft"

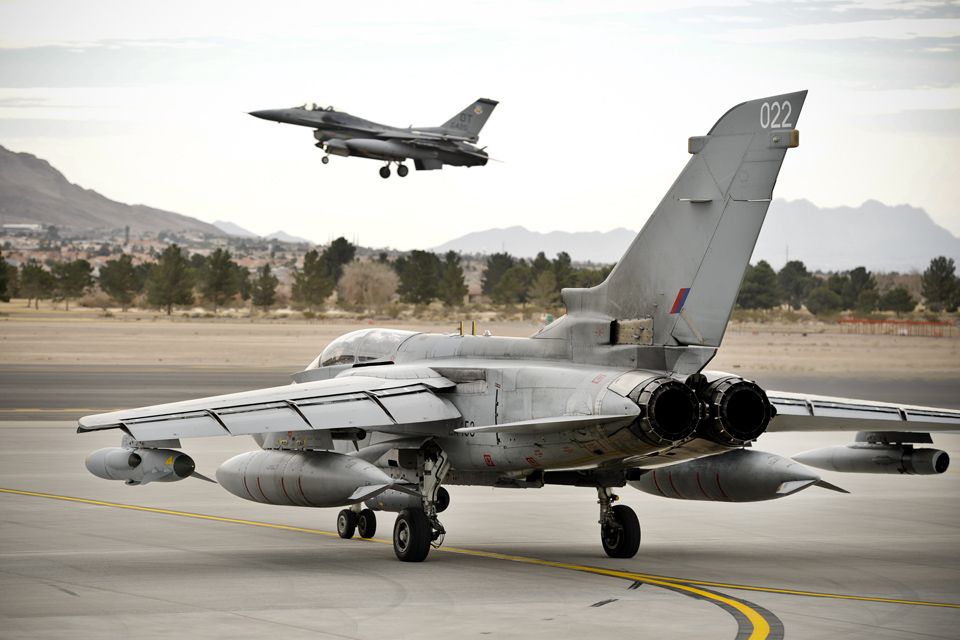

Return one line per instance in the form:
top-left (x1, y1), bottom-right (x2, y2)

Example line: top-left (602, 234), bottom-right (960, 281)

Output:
top-left (81, 90), bottom-right (958, 563)
top-left (249, 98), bottom-right (498, 178)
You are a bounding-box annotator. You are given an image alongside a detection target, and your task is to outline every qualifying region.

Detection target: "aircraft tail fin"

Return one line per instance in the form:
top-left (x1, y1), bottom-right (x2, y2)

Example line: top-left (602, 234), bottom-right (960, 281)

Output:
top-left (561, 90), bottom-right (807, 349)
top-left (440, 98), bottom-right (498, 140)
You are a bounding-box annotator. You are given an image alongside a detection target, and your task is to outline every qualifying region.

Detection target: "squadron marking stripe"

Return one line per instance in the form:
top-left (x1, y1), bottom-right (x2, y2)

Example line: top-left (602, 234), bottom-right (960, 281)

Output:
top-left (3, 486), bottom-right (959, 616)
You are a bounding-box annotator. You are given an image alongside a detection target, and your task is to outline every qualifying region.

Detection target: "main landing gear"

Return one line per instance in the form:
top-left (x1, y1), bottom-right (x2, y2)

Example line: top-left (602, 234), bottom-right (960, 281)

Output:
top-left (598, 487), bottom-right (641, 558)
top-left (392, 450), bottom-right (450, 562)
top-left (379, 162), bottom-right (409, 179)
top-left (337, 507), bottom-right (378, 539)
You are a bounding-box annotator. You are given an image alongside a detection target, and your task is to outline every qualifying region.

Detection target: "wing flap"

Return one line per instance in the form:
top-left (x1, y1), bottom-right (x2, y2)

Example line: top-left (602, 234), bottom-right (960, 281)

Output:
top-left (456, 414), bottom-right (636, 435)
top-left (78, 375), bottom-right (460, 440)
top-left (767, 391), bottom-right (960, 432)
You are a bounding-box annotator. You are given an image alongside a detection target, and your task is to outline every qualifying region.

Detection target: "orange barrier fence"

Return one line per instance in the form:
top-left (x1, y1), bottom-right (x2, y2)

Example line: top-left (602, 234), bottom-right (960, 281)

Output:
top-left (836, 318), bottom-right (953, 337)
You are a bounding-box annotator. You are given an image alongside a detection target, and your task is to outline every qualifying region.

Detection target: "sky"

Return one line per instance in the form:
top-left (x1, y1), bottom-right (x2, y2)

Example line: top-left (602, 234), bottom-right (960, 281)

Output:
top-left (1, 0), bottom-right (958, 251)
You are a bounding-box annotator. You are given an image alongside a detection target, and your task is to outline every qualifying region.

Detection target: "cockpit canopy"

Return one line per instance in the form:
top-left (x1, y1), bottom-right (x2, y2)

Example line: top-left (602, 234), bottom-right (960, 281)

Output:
top-left (305, 329), bottom-right (418, 370)
top-left (293, 103), bottom-right (338, 112)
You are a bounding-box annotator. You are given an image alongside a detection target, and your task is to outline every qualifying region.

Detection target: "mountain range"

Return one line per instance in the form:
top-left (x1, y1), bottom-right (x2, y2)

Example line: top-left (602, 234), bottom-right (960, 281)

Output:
top-left (432, 200), bottom-right (960, 272)
top-left (0, 144), bottom-right (223, 236)
top-left (3, 143), bottom-right (956, 272)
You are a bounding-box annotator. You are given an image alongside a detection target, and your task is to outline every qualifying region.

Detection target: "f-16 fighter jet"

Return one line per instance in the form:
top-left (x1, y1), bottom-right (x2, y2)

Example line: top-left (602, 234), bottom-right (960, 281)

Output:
top-left (249, 98), bottom-right (498, 178)
top-left (82, 91), bottom-right (958, 562)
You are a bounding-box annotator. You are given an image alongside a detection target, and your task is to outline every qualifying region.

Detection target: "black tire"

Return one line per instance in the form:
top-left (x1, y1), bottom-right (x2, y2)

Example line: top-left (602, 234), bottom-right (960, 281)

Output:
top-left (337, 509), bottom-right (357, 539)
top-left (601, 504), bottom-right (641, 559)
top-left (397, 164), bottom-right (409, 177)
top-left (321, 156), bottom-right (329, 165)
top-left (379, 166), bottom-right (391, 179)
top-left (393, 508), bottom-right (431, 562)
top-left (357, 509), bottom-right (377, 539)
top-left (435, 486), bottom-right (450, 513)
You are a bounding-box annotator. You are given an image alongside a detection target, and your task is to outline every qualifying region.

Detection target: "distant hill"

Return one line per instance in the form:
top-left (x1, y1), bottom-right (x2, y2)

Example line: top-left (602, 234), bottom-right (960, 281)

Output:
top-left (753, 199), bottom-right (960, 272)
top-left (266, 230), bottom-right (314, 244)
top-left (0, 144), bottom-right (224, 236)
top-left (213, 220), bottom-right (258, 238)
top-left (432, 226), bottom-right (636, 265)
top-left (433, 200), bottom-right (960, 272)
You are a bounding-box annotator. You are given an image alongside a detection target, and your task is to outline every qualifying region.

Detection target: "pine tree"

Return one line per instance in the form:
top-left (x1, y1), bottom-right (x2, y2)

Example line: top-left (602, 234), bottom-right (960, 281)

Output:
top-left (921, 256), bottom-right (958, 314)
top-left (481, 252), bottom-right (516, 296)
top-left (291, 250), bottom-right (334, 311)
top-left (322, 237), bottom-right (357, 283)
top-left (396, 250), bottom-right (441, 304)
top-left (51, 259), bottom-right (92, 311)
top-left (736, 261), bottom-right (780, 309)
top-left (251, 263), bottom-right (279, 311)
top-left (99, 254), bottom-right (139, 311)
top-left (146, 244), bottom-right (196, 315)
top-left (20, 263), bottom-right (54, 309)
top-left (199, 248), bottom-right (239, 313)
top-left (438, 251), bottom-right (468, 307)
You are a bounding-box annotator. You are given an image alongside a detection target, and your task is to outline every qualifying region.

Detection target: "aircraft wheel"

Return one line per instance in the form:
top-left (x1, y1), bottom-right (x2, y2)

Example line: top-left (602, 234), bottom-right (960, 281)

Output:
top-left (337, 509), bottom-right (357, 539)
top-left (601, 504), bottom-right (640, 558)
top-left (321, 156), bottom-right (330, 165)
top-left (379, 166), bottom-right (391, 179)
top-left (397, 164), bottom-right (409, 177)
top-left (393, 508), bottom-right (431, 562)
top-left (357, 509), bottom-right (377, 539)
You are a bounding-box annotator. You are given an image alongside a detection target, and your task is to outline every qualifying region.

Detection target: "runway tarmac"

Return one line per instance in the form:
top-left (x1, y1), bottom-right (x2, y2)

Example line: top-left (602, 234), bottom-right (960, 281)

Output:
top-left (1, 367), bottom-right (958, 638)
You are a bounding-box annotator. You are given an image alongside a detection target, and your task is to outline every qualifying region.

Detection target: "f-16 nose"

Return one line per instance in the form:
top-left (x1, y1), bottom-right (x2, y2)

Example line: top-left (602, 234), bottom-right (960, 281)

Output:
top-left (248, 109), bottom-right (284, 122)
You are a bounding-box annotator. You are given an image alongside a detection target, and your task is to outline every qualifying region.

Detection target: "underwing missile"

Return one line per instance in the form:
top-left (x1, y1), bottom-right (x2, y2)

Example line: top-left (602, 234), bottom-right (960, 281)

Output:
top-left (85, 447), bottom-right (196, 486)
top-left (793, 444), bottom-right (949, 475)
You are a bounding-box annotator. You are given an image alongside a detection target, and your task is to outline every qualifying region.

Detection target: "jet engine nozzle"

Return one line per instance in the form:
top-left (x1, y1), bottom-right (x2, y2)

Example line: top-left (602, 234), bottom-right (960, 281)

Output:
top-left (628, 377), bottom-right (700, 445)
top-left (85, 447), bottom-right (196, 485)
top-left (629, 449), bottom-right (822, 502)
top-left (794, 444), bottom-right (950, 475)
top-left (698, 377), bottom-right (772, 446)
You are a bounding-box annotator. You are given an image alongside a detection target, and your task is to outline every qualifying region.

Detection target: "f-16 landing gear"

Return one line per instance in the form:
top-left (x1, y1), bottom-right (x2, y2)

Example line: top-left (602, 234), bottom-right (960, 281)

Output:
top-left (598, 487), bottom-right (640, 558)
top-left (397, 164), bottom-right (409, 177)
top-left (379, 165), bottom-right (391, 179)
top-left (321, 155), bottom-right (330, 164)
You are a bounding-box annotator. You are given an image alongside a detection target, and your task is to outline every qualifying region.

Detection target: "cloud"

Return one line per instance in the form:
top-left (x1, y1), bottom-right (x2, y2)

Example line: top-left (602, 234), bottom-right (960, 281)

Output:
top-left (716, 17), bottom-right (960, 42)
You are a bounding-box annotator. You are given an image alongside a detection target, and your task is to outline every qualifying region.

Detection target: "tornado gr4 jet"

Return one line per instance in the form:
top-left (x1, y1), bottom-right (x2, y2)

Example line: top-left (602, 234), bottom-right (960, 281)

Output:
top-left (249, 98), bottom-right (498, 178)
top-left (81, 90), bottom-right (959, 562)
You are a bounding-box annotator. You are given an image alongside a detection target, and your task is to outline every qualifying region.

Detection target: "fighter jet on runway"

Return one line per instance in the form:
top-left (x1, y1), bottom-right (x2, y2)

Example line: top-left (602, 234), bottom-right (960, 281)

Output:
top-left (81, 91), bottom-right (959, 562)
top-left (249, 98), bottom-right (498, 178)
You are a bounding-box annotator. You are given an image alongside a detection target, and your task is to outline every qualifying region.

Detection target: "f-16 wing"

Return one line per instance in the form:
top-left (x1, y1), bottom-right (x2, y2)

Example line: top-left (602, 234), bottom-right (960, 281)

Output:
top-left (78, 374), bottom-right (461, 443)
top-left (765, 391), bottom-right (960, 432)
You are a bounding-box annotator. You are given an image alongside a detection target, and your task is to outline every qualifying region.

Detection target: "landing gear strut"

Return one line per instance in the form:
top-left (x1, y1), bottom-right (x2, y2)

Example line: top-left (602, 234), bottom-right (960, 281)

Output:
top-left (598, 487), bottom-right (640, 558)
top-left (392, 447), bottom-right (450, 562)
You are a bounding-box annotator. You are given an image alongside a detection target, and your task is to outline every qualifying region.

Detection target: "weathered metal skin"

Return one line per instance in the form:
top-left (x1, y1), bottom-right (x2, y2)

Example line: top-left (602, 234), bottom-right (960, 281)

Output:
top-left (216, 450), bottom-right (392, 507)
top-left (629, 449), bottom-right (822, 502)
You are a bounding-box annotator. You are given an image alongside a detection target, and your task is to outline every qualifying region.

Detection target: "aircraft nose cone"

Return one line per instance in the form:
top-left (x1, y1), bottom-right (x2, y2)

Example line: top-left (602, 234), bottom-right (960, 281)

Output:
top-left (248, 109), bottom-right (284, 122)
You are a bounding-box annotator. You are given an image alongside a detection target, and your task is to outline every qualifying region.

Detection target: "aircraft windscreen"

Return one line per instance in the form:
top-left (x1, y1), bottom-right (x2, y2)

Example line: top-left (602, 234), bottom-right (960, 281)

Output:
top-left (293, 103), bottom-right (337, 112)
top-left (313, 329), bottom-right (418, 368)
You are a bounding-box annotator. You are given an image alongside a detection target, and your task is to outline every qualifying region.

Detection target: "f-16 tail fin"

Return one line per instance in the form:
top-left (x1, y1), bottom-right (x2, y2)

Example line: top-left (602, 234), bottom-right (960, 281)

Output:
top-left (440, 98), bottom-right (498, 140)
top-left (562, 90), bottom-right (807, 349)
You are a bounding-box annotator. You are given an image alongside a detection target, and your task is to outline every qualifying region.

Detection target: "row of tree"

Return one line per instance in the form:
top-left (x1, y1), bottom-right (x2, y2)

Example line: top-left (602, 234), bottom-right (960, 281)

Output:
top-left (737, 257), bottom-right (960, 315)
top-left (4, 239), bottom-right (958, 317)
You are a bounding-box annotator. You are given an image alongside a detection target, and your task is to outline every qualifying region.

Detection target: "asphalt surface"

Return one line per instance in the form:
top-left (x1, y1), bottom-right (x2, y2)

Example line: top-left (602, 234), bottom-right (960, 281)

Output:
top-left (0, 367), bottom-right (958, 638)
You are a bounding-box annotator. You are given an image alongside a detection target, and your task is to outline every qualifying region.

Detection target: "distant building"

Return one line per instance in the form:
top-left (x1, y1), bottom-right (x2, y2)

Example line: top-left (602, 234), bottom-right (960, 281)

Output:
top-left (2, 223), bottom-right (44, 235)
